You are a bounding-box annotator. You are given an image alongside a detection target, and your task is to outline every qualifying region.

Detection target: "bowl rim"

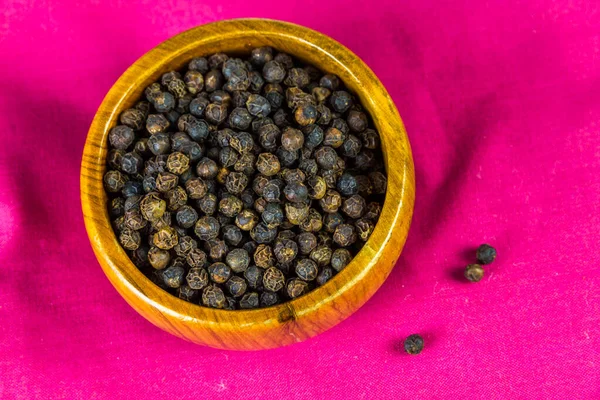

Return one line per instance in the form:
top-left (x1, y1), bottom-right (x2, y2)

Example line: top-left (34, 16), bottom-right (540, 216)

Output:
top-left (81, 18), bottom-right (414, 346)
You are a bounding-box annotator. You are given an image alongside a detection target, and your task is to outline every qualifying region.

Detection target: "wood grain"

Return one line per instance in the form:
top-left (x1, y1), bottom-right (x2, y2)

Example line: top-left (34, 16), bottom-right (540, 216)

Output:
top-left (80, 19), bottom-right (415, 350)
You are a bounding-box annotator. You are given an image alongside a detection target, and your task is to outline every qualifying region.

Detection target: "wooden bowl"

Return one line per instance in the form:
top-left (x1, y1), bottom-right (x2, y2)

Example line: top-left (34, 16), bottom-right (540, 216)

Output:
top-left (81, 19), bottom-right (415, 350)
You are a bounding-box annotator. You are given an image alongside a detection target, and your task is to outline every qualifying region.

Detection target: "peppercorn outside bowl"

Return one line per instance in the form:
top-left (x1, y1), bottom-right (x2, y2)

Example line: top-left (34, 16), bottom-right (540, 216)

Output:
top-left (81, 19), bottom-right (415, 350)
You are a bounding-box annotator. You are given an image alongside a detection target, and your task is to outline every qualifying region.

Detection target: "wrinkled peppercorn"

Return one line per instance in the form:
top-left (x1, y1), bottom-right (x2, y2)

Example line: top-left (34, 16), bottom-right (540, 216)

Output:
top-left (287, 278), bottom-right (308, 299)
top-left (295, 259), bottom-right (318, 281)
top-left (225, 248), bottom-right (250, 273)
top-left (263, 267), bottom-right (285, 291)
top-left (404, 334), bottom-right (424, 355)
top-left (260, 291), bottom-right (279, 307)
top-left (208, 262), bottom-right (232, 284)
top-left (226, 276), bottom-right (248, 298)
top-left (202, 285), bottom-right (226, 308)
top-left (235, 209), bottom-right (259, 231)
top-left (186, 267), bottom-right (209, 290)
top-left (476, 244), bottom-right (497, 265)
top-left (162, 265), bottom-right (185, 288)
top-left (194, 216), bottom-right (220, 240)
top-left (465, 264), bottom-right (485, 282)
top-left (244, 265), bottom-right (263, 289)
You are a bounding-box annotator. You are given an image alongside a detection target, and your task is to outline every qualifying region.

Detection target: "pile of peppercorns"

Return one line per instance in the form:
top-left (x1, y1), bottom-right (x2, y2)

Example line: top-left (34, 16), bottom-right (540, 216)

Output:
top-left (104, 47), bottom-right (387, 309)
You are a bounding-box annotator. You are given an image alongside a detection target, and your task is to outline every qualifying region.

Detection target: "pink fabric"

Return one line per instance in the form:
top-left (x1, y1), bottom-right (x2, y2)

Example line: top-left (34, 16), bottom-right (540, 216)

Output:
top-left (1, 1), bottom-right (599, 398)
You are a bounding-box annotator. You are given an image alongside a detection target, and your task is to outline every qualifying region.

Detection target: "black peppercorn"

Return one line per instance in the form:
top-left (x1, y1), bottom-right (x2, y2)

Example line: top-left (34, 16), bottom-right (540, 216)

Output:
top-left (287, 279), bottom-right (308, 299)
top-left (314, 146), bottom-right (338, 170)
top-left (189, 96), bottom-right (209, 117)
top-left (299, 208), bottom-right (323, 232)
top-left (250, 46), bottom-right (273, 66)
top-left (208, 262), bottom-right (231, 284)
top-left (316, 267), bottom-right (334, 286)
top-left (188, 57), bottom-right (209, 73)
top-left (244, 265), bottom-right (263, 289)
top-left (125, 209), bottom-right (147, 230)
top-left (320, 74), bottom-right (340, 90)
top-left (281, 127), bottom-right (304, 151)
top-left (186, 267), bottom-right (209, 290)
top-left (330, 90), bottom-right (353, 113)
top-left (186, 248), bottom-right (207, 269)
top-left (235, 209), bottom-right (259, 231)
top-left (273, 238), bottom-right (298, 264)
top-left (224, 276), bottom-right (247, 298)
top-left (331, 248), bottom-right (352, 272)
top-left (140, 192), bottom-right (166, 221)
top-left (333, 224), bottom-right (357, 247)
top-left (239, 292), bottom-right (260, 309)
top-left (164, 186), bottom-right (187, 211)
top-left (336, 173), bottom-right (359, 196)
top-left (119, 228), bottom-right (141, 250)
top-left (285, 202), bottom-right (310, 225)
top-left (256, 153), bottom-right (281, 177)
top-left (404, 334), bottom-right (424, 355)
top-left (250, 222), bottom-right (277, 243)
top-left (322, 127), bottom-right (345, 149)
top-left (228, 107), bottom-right (253, 130)
top-left (320, 190), bottom-right (342, 213)
top-left (209, 52), bottom-right (229, 69)
top-left (465, 264), bottom-right (485, 282)
top-left (104, 170), bottom-right (127, 193)
top-left (218, 195), bottom-right (243, 217)
top-left (153, 226), bottom-right (179, 250)
top-left (177, 285), bottom-right (199, 302)
top-left (165, 152), bottom-right (189, 175)
top-left (259, 267), bottom-right (284, 292)
top-left (205, 103), bottom-right (228, 125)
top-left (296, 232), bottom-right (317, 255)
top-left (194, 216), bottom-right (220, 240)
top-left (283, 182), bottom-right (308, 203)
top-left (310, 245), bottom-right (332, 267)
top-left (107, 149), bottom-right (124, 171)
top-left (360, 129), bottom-right (380, 149)
top-left (295, 259), bottom-right (318, 281)
top-left (254, 244), bottom-right (276, 269)
top-left (148, 133), bottom-right (171, 155)
top-left (175, 205), bottom-right (198, 229)
top-left (110, 197), bottom-right (125, 218)
top-left (342, 194), bottom-right (366, 219)
top-left (246, 94), bottom-right (271, 118)
top-left (260, 291), bottom-right (279, 307)
top-left (262, 60), bottom-right (286, 83)
top-left (355, 218), bottom-right (375, 241)
top-left (476, 244), bottom-right (497, 265)
top-left (174, 235), bottom-right (198, 257)
top-left (369, 172), bottom-right (387, 194)
top-left (120, 108), bottom-right (145, 130)
top-left (205, 69), bottom-right (224, 92)
top-left (202, 285), bottom-right (226, 308)
top-left (148, 246), bottom-right (170, 270)
top-left (224, 171), bottom-right (249, 195)
top-left (146, 114), bottom-right (171, 135)
top-left (162, 265), bottom-right (185, 288)
top-left (225, 248), bottom-right (250, 273)
top-left (205, 238), bottom-right (228, 261)
top-left (109, 125), bottom-right (135, 150)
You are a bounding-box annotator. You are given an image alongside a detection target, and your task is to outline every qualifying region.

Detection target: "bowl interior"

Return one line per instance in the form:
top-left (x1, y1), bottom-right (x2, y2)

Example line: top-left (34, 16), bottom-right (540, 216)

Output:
top-left (81, 19), bottom-right (414, 348)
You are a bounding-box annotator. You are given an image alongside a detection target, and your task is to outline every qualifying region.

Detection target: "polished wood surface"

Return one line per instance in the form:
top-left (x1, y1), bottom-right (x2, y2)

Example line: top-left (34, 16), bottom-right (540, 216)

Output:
top-left (80, 19), bottom-right (415, 350)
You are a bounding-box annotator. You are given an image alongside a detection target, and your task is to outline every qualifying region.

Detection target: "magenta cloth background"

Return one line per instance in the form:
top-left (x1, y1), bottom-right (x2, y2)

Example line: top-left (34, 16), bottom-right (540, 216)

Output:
top-left (1, 0), bottom-right (600, 398)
